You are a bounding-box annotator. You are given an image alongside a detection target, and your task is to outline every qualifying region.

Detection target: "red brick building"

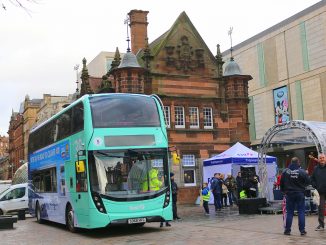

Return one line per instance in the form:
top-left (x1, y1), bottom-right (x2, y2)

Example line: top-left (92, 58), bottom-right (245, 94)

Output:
top-left (8, 111), bottom-right (24, 180)
top-left (0, 135), bottom-right (9, 157)
top-left (80, 10), bottom-right (252, 203)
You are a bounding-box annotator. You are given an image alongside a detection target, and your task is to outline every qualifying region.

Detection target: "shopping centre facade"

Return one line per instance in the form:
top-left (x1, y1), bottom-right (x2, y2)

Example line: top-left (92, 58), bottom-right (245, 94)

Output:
top-left (222, 1), bottom-right (326, 169)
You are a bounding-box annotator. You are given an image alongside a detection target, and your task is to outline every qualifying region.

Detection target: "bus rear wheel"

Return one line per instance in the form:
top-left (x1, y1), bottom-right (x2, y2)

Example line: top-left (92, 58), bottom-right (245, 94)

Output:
top-left (66, 205), bottom-right (77, 233)
top-left (0, 209), bottom-right (3, 215)
top-left (36, 203), bottom-right (43, 224)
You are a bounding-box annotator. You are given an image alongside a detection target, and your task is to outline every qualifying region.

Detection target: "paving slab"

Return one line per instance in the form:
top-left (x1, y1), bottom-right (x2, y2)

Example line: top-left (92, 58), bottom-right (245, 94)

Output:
top-left (1, 205), bottom-right (325, 245)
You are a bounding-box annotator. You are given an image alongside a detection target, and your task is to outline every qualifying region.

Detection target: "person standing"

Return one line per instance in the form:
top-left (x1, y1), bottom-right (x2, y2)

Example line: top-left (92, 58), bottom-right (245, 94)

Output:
top-left (308, 152), bottom-right (319, 176)
top-left (280, 157), bottom-right (310, 236)
top-left (311, 153), bottom-right (326, 231)
top-left (201, 182), bottom-right (211, 215)
top-left (220, 173), bottom-right (228, 207)
top-left (210, 173), bottom-right (222, 212)
top-left (170, 172), bottom-right (180, 220)
top-left (236, 171), bottom-right (243, 199)
top-left (161, 172), bottom-right (179, 227)
top-left (225, 174), bottom-right (237, 206)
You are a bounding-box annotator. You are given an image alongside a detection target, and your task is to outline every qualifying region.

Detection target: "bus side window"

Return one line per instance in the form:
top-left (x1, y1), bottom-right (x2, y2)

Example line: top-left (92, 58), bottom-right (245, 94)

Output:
top-left (72, 102), bottom-right (84, 133)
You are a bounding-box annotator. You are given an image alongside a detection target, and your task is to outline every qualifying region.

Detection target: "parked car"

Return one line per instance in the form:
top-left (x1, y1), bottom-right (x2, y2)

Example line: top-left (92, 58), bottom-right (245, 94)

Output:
top-left (0, 183), bottom-right (33, 215)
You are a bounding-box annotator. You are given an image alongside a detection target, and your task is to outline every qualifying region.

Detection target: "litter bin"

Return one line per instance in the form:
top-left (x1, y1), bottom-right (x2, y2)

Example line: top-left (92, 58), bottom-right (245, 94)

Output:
top-left (18, 210), bottom-right (25, 220)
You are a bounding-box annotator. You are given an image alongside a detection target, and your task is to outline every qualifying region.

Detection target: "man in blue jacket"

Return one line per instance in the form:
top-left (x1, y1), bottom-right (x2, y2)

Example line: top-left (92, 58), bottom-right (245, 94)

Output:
top-left (311, 153), bottom-right (326, 231)
top-left (280, 157), bottom-right (310, 236)
top-left (210, 173), bottom-right (222, 212)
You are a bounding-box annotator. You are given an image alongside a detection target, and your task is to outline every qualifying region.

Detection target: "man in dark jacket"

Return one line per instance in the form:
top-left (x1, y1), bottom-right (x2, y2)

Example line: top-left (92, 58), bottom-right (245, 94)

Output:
top-left (311, 153), bottom-right (326, 231)
top-left (225, 174), bottom-right (237, 206)
top-left (160, 172), bottom-right (179, 227)
top-left (280, 157), bottom-right (310, 236)
top-left (170, 172), bottom-right (180, 220)
top-left (236, 171), bottom-right (243, 199)
top-left (210, 173), bottom-right (222, 212)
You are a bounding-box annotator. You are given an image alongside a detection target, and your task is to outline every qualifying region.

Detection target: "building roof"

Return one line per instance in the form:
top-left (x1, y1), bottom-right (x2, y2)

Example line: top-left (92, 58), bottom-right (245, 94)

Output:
top-left (222, 0), bottom-right (326, 55)
top-left (137, 11), bottom-right (217, 67)
top-left (224, 58), bottom-right (242, 76)
top-left (118, 51), bottom-right (141, 68)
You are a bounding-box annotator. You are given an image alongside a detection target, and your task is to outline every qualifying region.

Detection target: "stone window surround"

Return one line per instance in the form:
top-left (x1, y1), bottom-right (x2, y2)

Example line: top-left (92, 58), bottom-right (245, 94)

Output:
top-left (189, 107), bottom-right (199, 129)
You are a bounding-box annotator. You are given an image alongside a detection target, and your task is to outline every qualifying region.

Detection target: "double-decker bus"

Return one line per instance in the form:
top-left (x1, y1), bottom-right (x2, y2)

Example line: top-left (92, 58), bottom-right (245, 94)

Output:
top-left (28, 93), bottom-right (172, 232)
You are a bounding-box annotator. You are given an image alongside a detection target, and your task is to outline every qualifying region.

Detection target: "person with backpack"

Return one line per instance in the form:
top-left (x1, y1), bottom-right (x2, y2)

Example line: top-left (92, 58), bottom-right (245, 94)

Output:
top-left (210, 173), bottom-right (222, 212)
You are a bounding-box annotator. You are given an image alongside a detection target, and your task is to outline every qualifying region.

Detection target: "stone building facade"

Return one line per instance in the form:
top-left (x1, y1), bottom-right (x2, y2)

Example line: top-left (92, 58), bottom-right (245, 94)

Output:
top-left (222, 1), bottom-right (326, 168)
top-left (8, 111), bottom-right (24, 179)
top-left (0, 135), bottom-right (9, 157)
top-left (22, 96), bottom-right (42, 161)
top-left (6, 94), bottom-right (74, 180)
top-left (80, 10), bottom-right (251, 203)
top-left (0, 156), bottom-right (10, 180)
top-left (35, 94), bottom-right (73, 126)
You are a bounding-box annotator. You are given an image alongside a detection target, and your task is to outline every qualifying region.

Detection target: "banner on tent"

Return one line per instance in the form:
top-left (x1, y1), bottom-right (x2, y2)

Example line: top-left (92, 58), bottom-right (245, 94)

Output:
top-left (204, 157), bottom-right (276, 166)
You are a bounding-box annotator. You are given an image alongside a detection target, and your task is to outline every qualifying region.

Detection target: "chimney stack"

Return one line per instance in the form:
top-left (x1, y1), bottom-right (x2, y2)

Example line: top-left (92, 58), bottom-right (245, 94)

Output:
top-left (128, 10), bottom-right (149, 54)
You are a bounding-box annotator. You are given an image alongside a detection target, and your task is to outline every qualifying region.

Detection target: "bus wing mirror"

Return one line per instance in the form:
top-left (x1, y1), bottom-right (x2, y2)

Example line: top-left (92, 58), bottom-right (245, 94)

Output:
top-left (76, 160), bottom-right (85, 173)
top-left (78, 150), bottom-right (86, 156)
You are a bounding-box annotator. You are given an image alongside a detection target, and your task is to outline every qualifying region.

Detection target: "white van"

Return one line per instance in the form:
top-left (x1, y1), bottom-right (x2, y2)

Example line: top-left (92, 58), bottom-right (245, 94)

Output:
top-left (0, 183), bottom-right (32, 215)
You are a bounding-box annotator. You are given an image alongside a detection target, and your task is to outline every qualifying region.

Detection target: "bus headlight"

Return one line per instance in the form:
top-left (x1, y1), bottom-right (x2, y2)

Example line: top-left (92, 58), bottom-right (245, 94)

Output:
top-left (163, 189), bottom-right (171, 208)
top-left (92, 192), bottom-right (107, 214)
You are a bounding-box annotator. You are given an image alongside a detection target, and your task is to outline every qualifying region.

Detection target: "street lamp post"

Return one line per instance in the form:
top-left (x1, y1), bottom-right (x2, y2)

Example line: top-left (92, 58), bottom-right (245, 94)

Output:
top-left (74, 64), bottom-right (80, 93)
top-left (9, 163), bottom-right (13, 180)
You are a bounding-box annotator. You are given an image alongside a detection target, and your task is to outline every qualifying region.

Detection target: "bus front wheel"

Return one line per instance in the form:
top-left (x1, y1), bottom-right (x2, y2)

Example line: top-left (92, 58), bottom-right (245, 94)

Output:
top-left (66, 204), bottom-right (77, 233)
top-left (36, 203), bottom-right (43, 224)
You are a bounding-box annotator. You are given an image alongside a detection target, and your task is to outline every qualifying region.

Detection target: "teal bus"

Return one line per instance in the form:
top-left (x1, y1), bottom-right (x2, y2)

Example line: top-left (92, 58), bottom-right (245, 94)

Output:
top-left (28, 93), bottom-right (172, 232)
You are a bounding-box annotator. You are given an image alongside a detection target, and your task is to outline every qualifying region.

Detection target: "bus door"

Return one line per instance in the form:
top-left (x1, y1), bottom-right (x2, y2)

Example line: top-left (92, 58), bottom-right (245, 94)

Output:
top-left (71, 153), bottom-right (89, 226)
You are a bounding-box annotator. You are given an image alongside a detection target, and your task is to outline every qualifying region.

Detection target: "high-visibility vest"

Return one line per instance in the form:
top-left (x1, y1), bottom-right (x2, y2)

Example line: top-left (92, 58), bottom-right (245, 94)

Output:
top-left (202, 188), bottom-right (211, 201)
top-left (240, 190), bottom-right (247, 199)
top-left (142, 169), bottom-right (162, 191)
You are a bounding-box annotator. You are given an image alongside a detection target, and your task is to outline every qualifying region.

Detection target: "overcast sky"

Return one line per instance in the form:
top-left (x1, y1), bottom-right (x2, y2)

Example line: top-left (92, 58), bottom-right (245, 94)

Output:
top-left (0, 0), bottom-right (321, 136)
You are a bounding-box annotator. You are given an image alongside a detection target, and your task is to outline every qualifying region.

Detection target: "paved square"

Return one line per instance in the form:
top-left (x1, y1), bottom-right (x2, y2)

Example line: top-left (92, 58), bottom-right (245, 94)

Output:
top-left (1, 205), bottom-right (326, 245)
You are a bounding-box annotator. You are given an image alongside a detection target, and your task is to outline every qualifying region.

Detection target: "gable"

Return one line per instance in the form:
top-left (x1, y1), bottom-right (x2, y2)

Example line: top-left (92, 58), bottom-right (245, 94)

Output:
top-left (139, 12), bottom-right (218, 77)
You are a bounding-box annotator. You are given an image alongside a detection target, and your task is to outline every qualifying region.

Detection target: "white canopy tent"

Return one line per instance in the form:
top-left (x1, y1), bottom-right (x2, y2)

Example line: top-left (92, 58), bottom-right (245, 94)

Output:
top-left (203, 142), bottom-right (277, 202)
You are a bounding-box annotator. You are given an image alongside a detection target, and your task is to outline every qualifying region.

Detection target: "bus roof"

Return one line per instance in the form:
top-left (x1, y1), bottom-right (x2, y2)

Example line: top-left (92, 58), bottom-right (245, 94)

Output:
top-left (30, 93), bottom-right (158, 134)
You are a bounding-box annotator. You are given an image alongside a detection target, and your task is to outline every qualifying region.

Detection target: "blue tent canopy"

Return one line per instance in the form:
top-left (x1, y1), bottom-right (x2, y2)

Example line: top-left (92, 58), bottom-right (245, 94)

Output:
top-left (203, 142), bottom-right (277, 167)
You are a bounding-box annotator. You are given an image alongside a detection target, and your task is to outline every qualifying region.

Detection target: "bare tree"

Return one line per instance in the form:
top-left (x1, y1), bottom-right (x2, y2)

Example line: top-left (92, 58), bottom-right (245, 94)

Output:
top-left (1, 0), bottom-right (39, 15)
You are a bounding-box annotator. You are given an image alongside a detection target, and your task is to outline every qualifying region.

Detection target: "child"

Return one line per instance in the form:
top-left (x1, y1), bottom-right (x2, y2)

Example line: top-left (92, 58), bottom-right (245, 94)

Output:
top-left (201, 182), bottom-right (211, 215)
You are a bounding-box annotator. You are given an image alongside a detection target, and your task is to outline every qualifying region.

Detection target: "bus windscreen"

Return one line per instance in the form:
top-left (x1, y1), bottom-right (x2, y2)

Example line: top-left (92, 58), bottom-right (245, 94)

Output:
top-left (90, 95), bottom-right (161, 128)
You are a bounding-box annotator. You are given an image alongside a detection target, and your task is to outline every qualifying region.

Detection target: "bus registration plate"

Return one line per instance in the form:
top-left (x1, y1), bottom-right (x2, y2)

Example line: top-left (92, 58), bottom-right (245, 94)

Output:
top-left (128, 218), bottom-right (146, 224)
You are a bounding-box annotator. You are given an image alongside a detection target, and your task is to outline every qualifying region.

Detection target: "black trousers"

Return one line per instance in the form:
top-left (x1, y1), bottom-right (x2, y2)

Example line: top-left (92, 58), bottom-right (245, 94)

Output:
top-left (203, 200), bottom-right (209, 214)
top-left (318, 193), bottom-right (325, 227)
top-left (172, 200), bottom-right (178, 219)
